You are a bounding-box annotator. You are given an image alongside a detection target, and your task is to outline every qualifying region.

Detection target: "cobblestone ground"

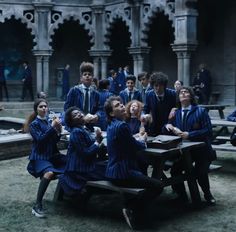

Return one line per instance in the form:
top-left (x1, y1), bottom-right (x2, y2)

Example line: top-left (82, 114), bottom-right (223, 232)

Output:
top-left (0, 152), bottom-right (236, 232)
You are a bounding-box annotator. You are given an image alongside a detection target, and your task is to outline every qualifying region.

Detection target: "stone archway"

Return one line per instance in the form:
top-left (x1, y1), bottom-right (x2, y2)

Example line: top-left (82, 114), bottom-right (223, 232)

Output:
top-left (49, 19), bottom-right (92, 98)
top-left (147, 12), bottom-right (176, 87)
top-left (0, 18), bottom-right (34, 100)
top-left (105, 18), bottom-right (132, 73)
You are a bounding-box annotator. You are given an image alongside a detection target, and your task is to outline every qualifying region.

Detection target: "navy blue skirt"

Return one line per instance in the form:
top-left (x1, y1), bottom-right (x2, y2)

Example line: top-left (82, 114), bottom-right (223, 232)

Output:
top-left (27, 154), bottom-right (67, 178)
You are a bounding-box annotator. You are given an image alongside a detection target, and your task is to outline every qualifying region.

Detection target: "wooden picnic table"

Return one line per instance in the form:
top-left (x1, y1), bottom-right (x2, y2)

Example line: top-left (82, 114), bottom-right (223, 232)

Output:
top-left (141, 140), bottom-right (205, 205)
top-left (211, 119), bottom-right (236, 139)
top-left (199, 104), bottom-right (230, 119)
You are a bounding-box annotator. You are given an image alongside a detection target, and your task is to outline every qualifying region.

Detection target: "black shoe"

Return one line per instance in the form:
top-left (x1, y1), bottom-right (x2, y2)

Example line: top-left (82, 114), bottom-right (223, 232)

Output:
top-left (32, 204), bottom-right (46, 218)
top-left (204, 193), bottom-right (216, 205)
top-left (122, 208), bottom-right (137, 230)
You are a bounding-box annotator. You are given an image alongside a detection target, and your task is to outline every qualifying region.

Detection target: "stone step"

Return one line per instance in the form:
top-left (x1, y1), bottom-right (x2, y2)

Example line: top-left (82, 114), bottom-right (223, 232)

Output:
top-left (0, 101), bottom-right (64, 119)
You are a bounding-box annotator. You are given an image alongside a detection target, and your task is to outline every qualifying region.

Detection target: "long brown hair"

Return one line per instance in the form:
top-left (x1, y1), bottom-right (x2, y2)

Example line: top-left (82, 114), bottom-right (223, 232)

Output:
top-left (23, 99), bottom-right (48, 132)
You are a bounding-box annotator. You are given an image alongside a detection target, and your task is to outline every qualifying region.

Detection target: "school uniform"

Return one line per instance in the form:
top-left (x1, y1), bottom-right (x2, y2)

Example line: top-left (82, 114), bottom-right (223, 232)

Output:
top-left (119, 88), bottom-right (142, 105)
top-left (27, 117), bottom-right (66, 178)
top-left (59, 126), bottom-right (105, 196)
top-left (139, 84), bottom-right (152, 103)
top-left (163, 105), bottom-right (216, 197)
top-left (106, 118), bottom-right (163, 212)
top-left (106, 119), bottom-right (146, 179)
top-left (144, 88), bottom-right (176, 136)
top-left (64, 84), bottom-right (100, 115)
top-left (96, 90), bottom-right (113, 131)
top-left (127, 117), bottom-right (141, 135)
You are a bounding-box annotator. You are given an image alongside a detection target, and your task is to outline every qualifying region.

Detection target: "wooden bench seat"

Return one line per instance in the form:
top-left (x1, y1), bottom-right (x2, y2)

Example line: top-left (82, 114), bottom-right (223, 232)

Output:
top-left (212, 143), bottom-right (236, 152)
top-left (53, 180), bottom-right (145, 202)
top-left (215, 136), bottom-right (231, 142)
top-left (86, 180), bottom-right (145, 195)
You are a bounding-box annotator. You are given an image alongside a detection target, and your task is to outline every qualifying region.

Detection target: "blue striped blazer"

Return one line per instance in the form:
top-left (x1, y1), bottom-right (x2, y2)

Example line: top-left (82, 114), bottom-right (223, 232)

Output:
top-left (163, 105), bottom-right (215, 160)
top-left (29, 117), bottom-right (60, 160)
top-left (119, 88), bottom-right (142, 105)
top-left (64, 126), bottom-right (99, 173)
top-left (106, 119), bottom-right (146, 179)
top-left (96, 90), bottom-right (113, 130)
top-left (64, 84), bottom-right (100, 116)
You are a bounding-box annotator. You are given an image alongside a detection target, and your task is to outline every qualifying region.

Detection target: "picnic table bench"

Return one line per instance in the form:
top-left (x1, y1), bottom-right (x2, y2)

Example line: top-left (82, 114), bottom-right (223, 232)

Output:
top-left (200, 104), bottom-right (230, 119)
top-left (55, 141), bottom-right (221, 206)
top-left (212, 143), bottom-right (236, 152)
top-left (211, 119), bottom-right (236, 139)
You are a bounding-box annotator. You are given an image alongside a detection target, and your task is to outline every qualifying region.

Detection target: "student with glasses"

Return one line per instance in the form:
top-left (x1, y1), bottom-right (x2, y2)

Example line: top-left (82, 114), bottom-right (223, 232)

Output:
top-left (163, 86), bottom-right (216, 205)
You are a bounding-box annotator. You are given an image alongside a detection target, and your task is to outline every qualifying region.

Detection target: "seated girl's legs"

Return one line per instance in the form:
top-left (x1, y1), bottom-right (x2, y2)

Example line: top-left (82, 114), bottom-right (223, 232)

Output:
top-left (33, 171), bottom-right (55, 217)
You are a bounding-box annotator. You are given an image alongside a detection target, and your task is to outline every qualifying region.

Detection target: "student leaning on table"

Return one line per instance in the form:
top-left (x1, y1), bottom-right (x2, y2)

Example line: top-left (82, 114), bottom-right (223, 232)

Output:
top-left (163, 86), bottom-right (216, 205)
top-left (104, 96), bottom-right (163, 230)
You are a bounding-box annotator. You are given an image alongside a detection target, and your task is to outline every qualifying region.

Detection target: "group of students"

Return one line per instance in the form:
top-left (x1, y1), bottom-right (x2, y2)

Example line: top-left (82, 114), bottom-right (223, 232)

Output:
top-left (26, 61), bottom-right (216, 229)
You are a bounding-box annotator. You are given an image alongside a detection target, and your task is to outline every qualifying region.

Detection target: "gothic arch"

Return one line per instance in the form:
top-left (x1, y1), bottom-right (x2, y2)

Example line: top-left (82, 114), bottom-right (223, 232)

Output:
top-left (49, 13), bottom-right (94, 48)
top-left (0, 12), bottom-right (36, 47)
top-left (104, 7), bottom-right (132, 46)
top-left (141, 3), bottom-right (174, 46)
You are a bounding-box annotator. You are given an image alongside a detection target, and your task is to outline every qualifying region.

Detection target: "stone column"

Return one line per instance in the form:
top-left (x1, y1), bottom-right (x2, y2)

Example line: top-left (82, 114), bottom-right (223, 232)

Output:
top-left (176, 52), bottom-right (184, 83)
top-left (42, 56), bottom-right (50, 93)
top-left (183, 52), bottom-right (191, 86)
top-left (89, 50), bottom-right (112, 79)
top-left (33, 50), bottom-right (52, 93)
top-left (92, 57), bottom-right (100, 79)
top-left (128, 47), bottom-right (150, 76)
top-left (172, 44), bottom-right (196, 86)
top-left (101, 57), bottom-right (108, 79)
top-left (35, 55), bottom-right (43, 92)
top-left (172, 0), bottom-right (198, 85)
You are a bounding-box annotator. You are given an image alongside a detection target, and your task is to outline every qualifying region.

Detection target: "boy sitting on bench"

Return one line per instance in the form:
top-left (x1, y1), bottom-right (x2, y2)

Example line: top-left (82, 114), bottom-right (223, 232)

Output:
top-left (104, 96), bottom-right (163, 229)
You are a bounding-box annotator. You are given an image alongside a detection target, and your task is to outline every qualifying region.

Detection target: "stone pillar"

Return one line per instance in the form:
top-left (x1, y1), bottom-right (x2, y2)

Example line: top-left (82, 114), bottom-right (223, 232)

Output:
top-left (35, 55), bottom-right (43, 92)
top-left (93, 57), bottom-right (100, 79)
top-left (101, 57), bottom-right (108, 79)
top-left (89, 50), bottom-right (112, 79)
top-left (183, 52), bottom-right (191, 86)
top-left (172, 0), bottom-right (198, 85)
top-left (128, 47), bottom-right (150, 76)
top-left (176, 52), bottom-right (184, 83)
top-left (33, 1), bottom-right (54, 94)
top-left (172, 45), bottom-right (196, 86)
top-left (33, 50), bottom-right (52, 93)
top-left (42, 56), bottom-right (50, 93)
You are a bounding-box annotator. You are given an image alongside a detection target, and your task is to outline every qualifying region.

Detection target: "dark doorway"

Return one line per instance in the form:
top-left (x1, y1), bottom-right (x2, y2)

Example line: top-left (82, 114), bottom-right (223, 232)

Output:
top-left (107, 18), bottom-right (132, 73)
top-left (50, 20), bottom-right (92, 98)
top-left (147, 12), bottom-right (176, 87)
top-left (0, 18), bottom-right (34, 99)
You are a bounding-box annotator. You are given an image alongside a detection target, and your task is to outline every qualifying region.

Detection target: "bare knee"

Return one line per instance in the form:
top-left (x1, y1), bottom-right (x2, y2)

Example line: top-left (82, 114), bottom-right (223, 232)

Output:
top-left (43, 172), bottom-right (55, 180)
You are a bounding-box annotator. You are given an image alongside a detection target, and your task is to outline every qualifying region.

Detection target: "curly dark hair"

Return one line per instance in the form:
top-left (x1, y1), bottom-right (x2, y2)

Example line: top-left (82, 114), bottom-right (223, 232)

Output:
top-left (64, 106), bottom-right (81, 128)
top-left (150, 72), bottom-right (168, 88)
